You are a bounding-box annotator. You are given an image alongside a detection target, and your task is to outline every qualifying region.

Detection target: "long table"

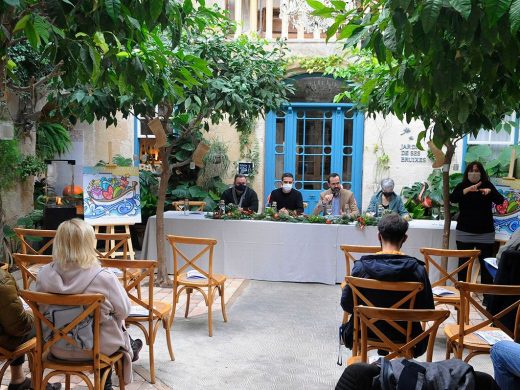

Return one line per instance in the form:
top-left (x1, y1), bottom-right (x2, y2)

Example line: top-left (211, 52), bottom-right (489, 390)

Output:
top-left (142, 211), bottom-right (456, 285)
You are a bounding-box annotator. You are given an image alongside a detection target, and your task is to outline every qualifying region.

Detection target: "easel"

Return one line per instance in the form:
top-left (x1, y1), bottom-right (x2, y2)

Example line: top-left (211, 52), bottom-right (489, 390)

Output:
top-left (94, 224), bottom-right (136, 260)
top-left (93, 141), bottom-right (135, 260)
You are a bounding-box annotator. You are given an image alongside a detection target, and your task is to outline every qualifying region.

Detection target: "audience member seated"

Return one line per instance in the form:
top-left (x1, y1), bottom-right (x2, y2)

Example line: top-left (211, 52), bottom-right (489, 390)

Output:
top-left (491, 340), bottom-right (520, 390)
top-left (313, 173), bottom-right (359, 217)
top-left (367, 178), bottom-right (409, 218)
top-left (268, 172), bottom-right (304, 214)
top-left (496, 229), bottom-right (520, 265)
top-left (220, 174), bottom-right (259, 212)
top-left (487, 248), bottom-right (520, 333)
top-left (0, 268), bottom-right (61, 390)
top-left (36, 219), bottom-right (141, 390)
top-left (336, 360), bottom-right (499, 390)
top-left (340, 214), bottom-right (434, 357)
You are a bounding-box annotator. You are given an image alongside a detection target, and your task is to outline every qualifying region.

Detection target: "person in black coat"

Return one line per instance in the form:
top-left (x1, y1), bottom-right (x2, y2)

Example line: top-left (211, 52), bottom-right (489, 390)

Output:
top-left (449, 161), bottom-right (504, 285)
top-left (268, 172), bottom-right (304, 214)
top-left (340, 214), bottom-right (434, 358)
top-left (220, 174), bottom-right (259, 212)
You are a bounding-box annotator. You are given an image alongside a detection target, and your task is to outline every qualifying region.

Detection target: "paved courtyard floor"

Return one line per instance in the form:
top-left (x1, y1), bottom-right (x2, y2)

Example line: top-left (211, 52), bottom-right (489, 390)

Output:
top-left (1, 279), bottom-right (495, 390)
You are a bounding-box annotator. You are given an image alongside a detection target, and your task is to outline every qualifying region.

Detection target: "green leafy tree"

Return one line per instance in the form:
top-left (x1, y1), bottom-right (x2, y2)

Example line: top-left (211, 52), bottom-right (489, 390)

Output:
top-left (309, 0), bottom-right (520, 248)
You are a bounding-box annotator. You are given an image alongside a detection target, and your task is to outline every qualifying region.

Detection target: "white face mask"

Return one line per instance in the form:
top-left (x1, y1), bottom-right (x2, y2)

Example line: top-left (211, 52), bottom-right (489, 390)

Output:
top-left (282, 183), bottom-right (293, 193)
top-left (468, 172), bottom-right (481, 184)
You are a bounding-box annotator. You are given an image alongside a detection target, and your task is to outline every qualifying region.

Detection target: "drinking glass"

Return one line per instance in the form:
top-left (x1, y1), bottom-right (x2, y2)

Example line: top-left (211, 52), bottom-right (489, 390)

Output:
top-left (431, 207), bottom-right (439, 220)
top-left (325, 204), bottom-right (333, 216)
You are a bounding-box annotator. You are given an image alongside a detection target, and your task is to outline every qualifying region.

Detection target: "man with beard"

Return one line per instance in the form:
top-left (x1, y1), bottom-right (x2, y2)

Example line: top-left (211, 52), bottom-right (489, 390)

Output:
top-left (313, 173), bottom-right (359, 217)
top-left (220, 174), bottom-right (259, 212)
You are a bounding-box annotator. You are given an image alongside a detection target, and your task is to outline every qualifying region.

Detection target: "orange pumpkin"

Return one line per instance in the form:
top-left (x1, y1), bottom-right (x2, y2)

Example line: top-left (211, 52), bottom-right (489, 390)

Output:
top-left (62, 185), bottom-right (83, 196)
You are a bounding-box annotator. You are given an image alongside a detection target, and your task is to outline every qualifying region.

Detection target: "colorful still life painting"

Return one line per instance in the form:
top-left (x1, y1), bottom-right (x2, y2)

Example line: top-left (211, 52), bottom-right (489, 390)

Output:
top-left (83, 166), bottom-right (141, 225)
top-left (493, 181), bottom-right (520, 240)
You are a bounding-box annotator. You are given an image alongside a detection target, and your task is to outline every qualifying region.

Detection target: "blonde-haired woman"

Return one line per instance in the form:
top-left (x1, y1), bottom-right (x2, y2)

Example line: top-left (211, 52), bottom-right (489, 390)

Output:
top-left (36, 218), bottom-right (139, 389)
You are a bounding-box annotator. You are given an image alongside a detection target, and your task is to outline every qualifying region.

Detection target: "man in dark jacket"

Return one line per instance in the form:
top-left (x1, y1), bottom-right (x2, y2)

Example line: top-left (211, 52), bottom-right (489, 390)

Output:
top-left (220, 174), bottom-right (259, 212)
top-left (341, 214), bottom-right (434, 357)
top-left (0, 268), bottom-right (60, 390)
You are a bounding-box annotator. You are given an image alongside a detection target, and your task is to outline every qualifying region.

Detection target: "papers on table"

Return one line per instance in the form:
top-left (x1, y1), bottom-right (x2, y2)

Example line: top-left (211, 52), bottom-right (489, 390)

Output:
top-left (475, 330), bottom-right (513, 345)
top-left (128, 305), bottom-right (150, 317)
top-left (484, 257), bottom-right (498, 270)
top-left (432, 287), bottom-right (455, 297)
top-left (186, 270), bottom-right (206, 279)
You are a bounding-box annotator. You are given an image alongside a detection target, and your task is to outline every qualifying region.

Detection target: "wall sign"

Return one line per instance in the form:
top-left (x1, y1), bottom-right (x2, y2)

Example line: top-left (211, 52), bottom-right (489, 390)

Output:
top-left (237, 161), bottom-right (254, 176)
top-left (400, 143), bottom-right (427, 163)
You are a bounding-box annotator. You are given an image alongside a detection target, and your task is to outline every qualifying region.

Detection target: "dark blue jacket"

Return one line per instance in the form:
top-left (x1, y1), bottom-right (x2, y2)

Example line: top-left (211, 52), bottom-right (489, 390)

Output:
top-left (341, 254), bottom-right (434, 357)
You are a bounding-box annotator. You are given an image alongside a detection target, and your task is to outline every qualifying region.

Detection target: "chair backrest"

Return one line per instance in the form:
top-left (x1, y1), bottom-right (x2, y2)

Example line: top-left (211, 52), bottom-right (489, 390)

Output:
top-left (19, 290), bottom-right (104, 364)
top-left (456, 281), bottom-right (520, 342)
top-left (95, 233), bottom-right (130, 259)
top-left (340, 245), bottom-right (380, 278)
top-left (99, 259), bottom-right (157, 316)
top-left (13, 253), bottom-right (53, 289)
top-left (420, 248), bottom-right (480, 286)
top-left (356, 307), bottom-right (449, 362)
top-left (172, 201), bottom-right (206, 211)
top-left (345, 276), bottom-right (424, 356)
top-left (14, 228), bottom-right (56, 255)
top-left (166, 235), bottom-right (218, 283)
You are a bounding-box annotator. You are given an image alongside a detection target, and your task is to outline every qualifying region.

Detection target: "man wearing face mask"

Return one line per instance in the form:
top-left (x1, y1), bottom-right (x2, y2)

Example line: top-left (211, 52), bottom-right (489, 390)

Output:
top-left (220, 174), bottom-right (259, 212)
top-left (450, 161), bottom-right (504, 287)
top-left (367, 178), bottom-right (409, 217)
top-left (312, 173), bottom-right (359, 217)
top-left (268, 173), bottom-right (304, 214)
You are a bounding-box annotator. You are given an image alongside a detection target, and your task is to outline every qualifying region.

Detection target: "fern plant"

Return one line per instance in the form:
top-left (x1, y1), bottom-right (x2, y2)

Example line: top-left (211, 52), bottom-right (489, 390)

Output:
top-left (36, 122), bottom-right (72, 160)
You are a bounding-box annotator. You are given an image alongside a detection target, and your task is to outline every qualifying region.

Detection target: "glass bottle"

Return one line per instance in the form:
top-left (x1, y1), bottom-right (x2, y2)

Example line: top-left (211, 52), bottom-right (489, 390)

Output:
top-left (272, 201), bottom-right (278, 213)
top-left (218, 200), bottom-right (226, 216)
top-left (377, 204), bottom-right (384, 218)
top-left (183, 198), bottom-right (189, 215)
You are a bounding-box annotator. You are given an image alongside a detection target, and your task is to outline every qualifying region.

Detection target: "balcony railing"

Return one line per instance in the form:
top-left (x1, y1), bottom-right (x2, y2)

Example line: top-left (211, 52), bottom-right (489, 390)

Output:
top-left (227, 0), bottom-right (355, 40)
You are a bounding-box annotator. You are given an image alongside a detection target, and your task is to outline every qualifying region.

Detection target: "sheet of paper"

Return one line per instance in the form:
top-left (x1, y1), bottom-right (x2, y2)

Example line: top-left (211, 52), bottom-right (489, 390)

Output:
top-left (475, 330), bottom-right (513, 345)
top-left (483, 257), bottom-right (498, 269)
top-left (432, 286), bottom-right (455, 296)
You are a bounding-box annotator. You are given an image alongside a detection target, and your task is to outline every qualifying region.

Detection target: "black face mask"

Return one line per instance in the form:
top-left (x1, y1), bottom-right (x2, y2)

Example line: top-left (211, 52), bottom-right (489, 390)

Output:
top-left (235, 184), bottom-right (246, 192)
top-left (382, 191), bottom-right (393, 197)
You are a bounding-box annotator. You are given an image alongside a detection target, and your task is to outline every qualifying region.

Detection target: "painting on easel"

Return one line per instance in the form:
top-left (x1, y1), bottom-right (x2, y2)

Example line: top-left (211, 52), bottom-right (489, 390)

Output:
top-left (83, 166), bottom-right (141, 225)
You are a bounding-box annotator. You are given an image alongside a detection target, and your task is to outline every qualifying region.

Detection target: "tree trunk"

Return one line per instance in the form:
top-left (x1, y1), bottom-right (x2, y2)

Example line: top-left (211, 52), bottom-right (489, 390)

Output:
top-left (442, 142), bottom-right (456, 250)
top-left (155, 145), bottom-right (173, 285)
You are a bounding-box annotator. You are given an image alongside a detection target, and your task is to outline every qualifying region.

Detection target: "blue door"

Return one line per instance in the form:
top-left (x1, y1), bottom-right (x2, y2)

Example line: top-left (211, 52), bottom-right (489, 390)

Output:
top-left (265, 103), bottom-right (364, 214)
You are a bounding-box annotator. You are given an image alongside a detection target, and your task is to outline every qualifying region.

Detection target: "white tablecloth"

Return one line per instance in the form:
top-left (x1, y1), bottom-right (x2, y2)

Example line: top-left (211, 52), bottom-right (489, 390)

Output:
top-left (142, 212), bottom-right (456, 285)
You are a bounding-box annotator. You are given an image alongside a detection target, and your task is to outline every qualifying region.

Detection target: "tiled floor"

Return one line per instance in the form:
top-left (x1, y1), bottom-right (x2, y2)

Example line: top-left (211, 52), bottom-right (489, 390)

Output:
top-left (0, 278), bottom-right (245, 390)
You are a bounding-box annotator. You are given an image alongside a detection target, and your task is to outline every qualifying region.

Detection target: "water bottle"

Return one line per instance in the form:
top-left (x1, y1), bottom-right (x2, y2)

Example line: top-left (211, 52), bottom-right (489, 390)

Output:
top-left (272, 201), bottom-right (278, 213)
top-left (377, 204), bottom-right (384, 218)
top-left (183, 198), bottom-right (189, 215)
top-left (218, 200), bottom-right (226, 215)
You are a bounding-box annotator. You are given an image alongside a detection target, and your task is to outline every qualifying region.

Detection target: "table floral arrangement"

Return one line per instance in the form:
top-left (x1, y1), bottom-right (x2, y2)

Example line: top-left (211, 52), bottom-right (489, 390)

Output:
top-left (208, 204), bottom-right (353, 224)
top-left (355, 213), bottom-right (378, 230)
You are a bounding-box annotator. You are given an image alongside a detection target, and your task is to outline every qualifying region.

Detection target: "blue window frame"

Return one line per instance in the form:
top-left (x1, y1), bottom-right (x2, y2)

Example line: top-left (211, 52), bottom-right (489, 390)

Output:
top-left (265, 102), bottom-right (364, 213)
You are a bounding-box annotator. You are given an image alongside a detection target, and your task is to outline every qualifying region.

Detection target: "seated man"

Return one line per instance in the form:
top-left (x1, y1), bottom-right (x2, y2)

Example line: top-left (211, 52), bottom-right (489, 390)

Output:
top-left (0, 268), bottom-right (61, 390)
top-left (220, 174), bottom-right (259, 212)
top-left (491, 340), bottom-right (520, 390)
top-left (313, 173), bottom-right (359, 217)
top-left (367, 178), bottom-right (409, 217)
top-left (340, 214), bottom-right (434, 357)
top-left (268, 172), bottom-right (304, 214)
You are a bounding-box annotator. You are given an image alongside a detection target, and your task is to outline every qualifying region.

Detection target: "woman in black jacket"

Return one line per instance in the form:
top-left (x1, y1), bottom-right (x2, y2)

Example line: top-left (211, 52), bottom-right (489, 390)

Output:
top-left (449, 161), bottom-right (504, 285)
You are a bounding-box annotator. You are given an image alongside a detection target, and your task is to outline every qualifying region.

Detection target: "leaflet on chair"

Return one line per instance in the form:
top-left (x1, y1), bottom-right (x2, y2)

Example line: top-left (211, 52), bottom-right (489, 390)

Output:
top-left (432, 287), bottom-right (455, 296)
top-left (475, 330), bottom-right (513, 345)
top-left (186, 270), bottom-right (206, 279)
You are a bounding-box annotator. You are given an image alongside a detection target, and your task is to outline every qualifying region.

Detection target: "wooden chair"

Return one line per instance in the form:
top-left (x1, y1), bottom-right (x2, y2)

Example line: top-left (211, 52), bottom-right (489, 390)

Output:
top-left (339, 245), bottom-right (380, 282)
top-left (99, 259), bottom-right (174, 383)
top-left (14, 228), bottom-right (56, 255)
top-left (0, 262), bottom-right (8, 271)
top-left (20, 290), bottom-right (125, 390)
top-left (0, 339), bottom-right (36, 388)
top-left (172, 201), bottom-right (206, 211)
top-left (166, 235), bottom-right (228, 337)
top-left (356, 307), bottom-right (449, 362)
top-left (420, 248), bottom-right (480, 322)
top-left (445, 282), bottom-right (520, 362)
top-left (13, 253), bottom-right (52, 290)
top-left (95, 233), bottom-right (142, 299)
top-left (344, 276), bottom-right (424, 359)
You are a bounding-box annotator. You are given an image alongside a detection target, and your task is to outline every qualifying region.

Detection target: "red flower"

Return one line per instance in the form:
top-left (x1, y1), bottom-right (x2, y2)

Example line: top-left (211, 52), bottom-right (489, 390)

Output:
top-left (326, 220), bottom-right (332, 224)
top-left (496, 199), bottom-right (509, 215)
top-left (422, 196), bottom-right (432, 208)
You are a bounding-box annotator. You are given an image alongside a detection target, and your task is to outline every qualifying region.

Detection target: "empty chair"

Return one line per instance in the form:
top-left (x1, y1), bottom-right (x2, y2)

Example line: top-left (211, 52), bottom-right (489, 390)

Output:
top-left (14, 228), bottom-right (56, 255)
top-left (166, 235), bottom-right (227, 336)
top-left (172, 200), bottom-right (206, 211)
